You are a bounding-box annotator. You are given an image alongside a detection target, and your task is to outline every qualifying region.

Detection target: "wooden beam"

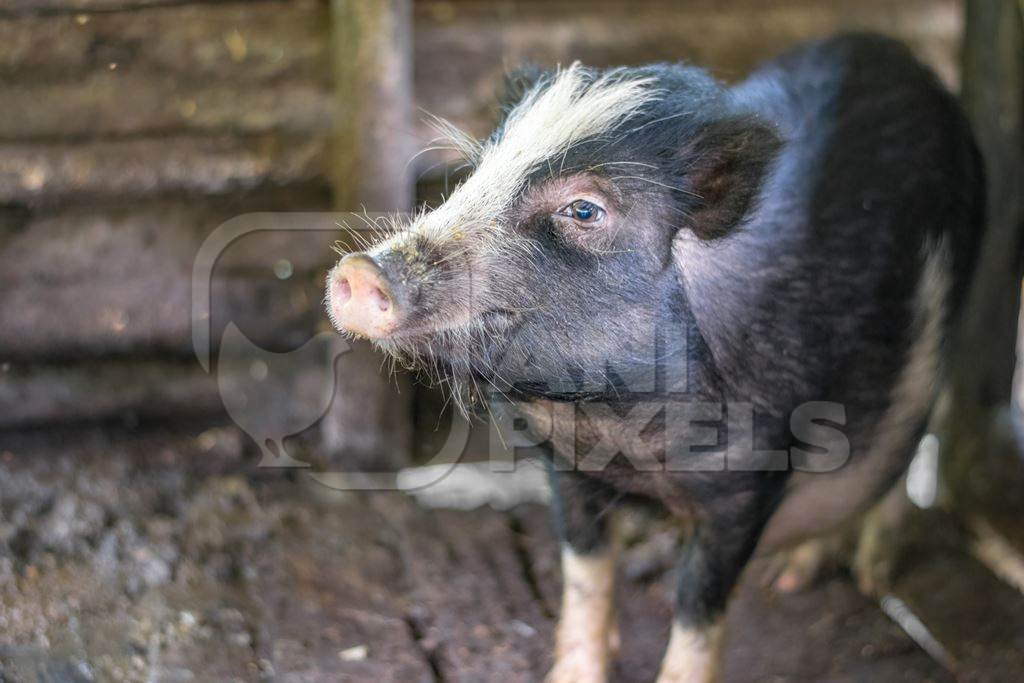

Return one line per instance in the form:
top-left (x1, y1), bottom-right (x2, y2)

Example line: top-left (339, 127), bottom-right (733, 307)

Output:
top-left (332, 0), bottom-right (414, 211)
top-left (320, 0), bottom-right (415, 474)
top-left (942, 0), bottom-right (1024, 533)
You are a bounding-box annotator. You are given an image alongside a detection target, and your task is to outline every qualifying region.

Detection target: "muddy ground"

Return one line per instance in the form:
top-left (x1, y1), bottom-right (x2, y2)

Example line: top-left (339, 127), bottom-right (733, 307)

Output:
top-left (1, 424), bottom-right (1022, 683)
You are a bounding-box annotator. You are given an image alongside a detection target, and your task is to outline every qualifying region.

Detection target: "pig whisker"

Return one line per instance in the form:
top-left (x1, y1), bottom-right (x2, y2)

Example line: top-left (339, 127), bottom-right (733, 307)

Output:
top-left (366, 211), bottom-right (393, 240)
top-left (497, 304), bottom-right (542, 314)
top-left (342, 216), bottom-right (379, 252)
top-left (555, 131), bottom-right (619, 176)
top-left (557, 135), bottom-right (577, 176)
top-left (410, 154), bottom-right (462, 185)
top-left (661, 204), bottom-right (696, 220)
top-left (429, 250), bottom-right (474, 268)
top-left (433, 375), bottom-right (465, 427)
top-left (384, 212), bottom-right (408, 238)
top-left (351, 209), bottom-right (377, 230)
top-left (420, 109), bottom-right (483, 164)
top-left (477, 385), bottom-right (512, 430)
top-left (593, 490), bottom-right (628, 522)
top-left (587, 247), bottom-right (636, 256)
top-left (428, 250), bottom-right (466, 266)
top-left (622, 109), bottom-right (698, 137)
top-left (406, 143), bottom-right (464, 170)
top-left (377, 353), bottom-right (394, 378)
top-left (584, 160), bottom-right (660, 171)
top-left (608, 175), bottom-right (703, 197)
top-left (335, 221), bottom-right (373, 252)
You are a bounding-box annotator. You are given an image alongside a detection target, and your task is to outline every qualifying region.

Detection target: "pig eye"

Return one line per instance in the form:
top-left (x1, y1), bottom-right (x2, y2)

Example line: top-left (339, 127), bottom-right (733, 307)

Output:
top-left (558, 199), bottom-right (605, 225)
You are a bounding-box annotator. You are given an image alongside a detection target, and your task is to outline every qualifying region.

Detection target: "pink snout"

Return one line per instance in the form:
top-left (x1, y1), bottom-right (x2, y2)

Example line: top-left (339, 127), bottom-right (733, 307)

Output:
top-left (328, 254), bottom-right (400, 339)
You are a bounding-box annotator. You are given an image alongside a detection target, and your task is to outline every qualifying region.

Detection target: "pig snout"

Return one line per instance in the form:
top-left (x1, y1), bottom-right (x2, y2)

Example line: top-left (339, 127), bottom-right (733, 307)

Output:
top-left (329, 253), bottom-right (402, 339)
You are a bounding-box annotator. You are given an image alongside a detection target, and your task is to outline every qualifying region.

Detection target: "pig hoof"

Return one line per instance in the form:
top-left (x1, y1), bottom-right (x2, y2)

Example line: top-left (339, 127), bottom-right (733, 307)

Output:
top-left (852, 531), bottom-right (895, 597)
top-left (655, 622), bottom-right (723, 683)
top-left (545, 649), bottom-right (609, 683)
top-left (851, 493), bottom-right (906, 598)
top-left (764, 536), bottom-right (844, 594)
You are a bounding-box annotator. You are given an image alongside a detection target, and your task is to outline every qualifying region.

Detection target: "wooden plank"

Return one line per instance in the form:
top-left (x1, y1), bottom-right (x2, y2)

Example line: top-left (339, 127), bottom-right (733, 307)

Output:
top-left (410, 0), bottom-right (962, 171)
top-left (0, 0), bottom-right (218, 15)
top-left (0, 75), bottom-right (333, 140)
top-left (0, 198), bottom-right (343, 359)
top-left (0, 135), bottom-right (328, 205)
top-left (0, 358), bottom-right (225, 427)
top-left (0, 198), bottom-right (339, 280)
top-left (0, 2), bottom-right (330, 143)
top-left (0, 0), bottom-right (961, 205)
top-left (0, 271), bottom-right (328, 359)
top-left (0, 340), bottom-right (344, 430)
top-left (0, 1), bottom-right (328, 84)
top-left (0, 1), bottom-right (959, 148)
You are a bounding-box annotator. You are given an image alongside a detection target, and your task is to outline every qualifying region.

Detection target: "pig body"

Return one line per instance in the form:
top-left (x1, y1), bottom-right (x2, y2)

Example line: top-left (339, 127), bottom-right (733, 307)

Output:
top-left (328, 34), bottom-right (983, 682)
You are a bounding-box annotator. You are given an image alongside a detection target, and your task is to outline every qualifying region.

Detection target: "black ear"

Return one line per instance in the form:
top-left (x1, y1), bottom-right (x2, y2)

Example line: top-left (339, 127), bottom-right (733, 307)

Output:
top-left (490, 64), bottom-right (548, 142)
top-left (497, 64), bottom-right (546, 115)
top-left (680, 117), bottom-right (782, 239)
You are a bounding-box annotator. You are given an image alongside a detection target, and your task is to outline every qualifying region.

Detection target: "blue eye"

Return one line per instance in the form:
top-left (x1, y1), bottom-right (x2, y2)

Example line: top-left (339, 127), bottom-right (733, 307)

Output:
top-left (573, 201), bottom-right (595, 220)
top-left (562, 199), bottom-right (604, 224)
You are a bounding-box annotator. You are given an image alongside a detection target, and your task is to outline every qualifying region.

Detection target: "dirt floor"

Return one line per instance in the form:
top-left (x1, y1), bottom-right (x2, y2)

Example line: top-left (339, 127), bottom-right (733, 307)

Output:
top-left (1, 424), bottom-right (1022, 683)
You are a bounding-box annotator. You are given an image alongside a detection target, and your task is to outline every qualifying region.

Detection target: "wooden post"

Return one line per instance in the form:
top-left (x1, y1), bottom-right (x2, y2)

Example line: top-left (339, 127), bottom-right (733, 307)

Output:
top-left (321, 0), bottom-right (414, 473)
top-left (942, 0), bottom-right (1024, 534)
top-left (332, 0), bottom-right (415, 210)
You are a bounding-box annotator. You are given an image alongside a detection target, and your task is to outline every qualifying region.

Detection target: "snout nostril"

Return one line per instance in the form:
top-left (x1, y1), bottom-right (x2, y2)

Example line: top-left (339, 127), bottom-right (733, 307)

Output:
top-left (335, 277), bottom-right (352, 304)
top-left (364, 284), bottom-right (391, 312)
top-left (330, 254), bottom-right (400, 338)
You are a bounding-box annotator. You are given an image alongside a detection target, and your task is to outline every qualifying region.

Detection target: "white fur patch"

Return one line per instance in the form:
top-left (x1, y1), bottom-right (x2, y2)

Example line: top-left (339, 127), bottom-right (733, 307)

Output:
top-left (656, 621), bottom-right (723, 683)
top-left (548, 546), bottom-right (618, 683)
top-left (418, 63), bottom-right (658, 242)
top-left (869, 236), bottom-right (950, 466)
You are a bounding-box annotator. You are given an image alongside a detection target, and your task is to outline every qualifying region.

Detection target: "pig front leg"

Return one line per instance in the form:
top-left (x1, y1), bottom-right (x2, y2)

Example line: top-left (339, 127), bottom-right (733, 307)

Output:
top-left (657, 487), bottom-right (779, 683)
top-left (546, 470), bottom-right (620, 683)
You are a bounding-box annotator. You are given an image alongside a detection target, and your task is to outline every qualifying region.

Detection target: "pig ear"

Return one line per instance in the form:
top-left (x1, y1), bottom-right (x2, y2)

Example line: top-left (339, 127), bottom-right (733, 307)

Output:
top-left (680, 116), bottom-right (782, 239)
top-left (496, 64), bottom-right (547, 117)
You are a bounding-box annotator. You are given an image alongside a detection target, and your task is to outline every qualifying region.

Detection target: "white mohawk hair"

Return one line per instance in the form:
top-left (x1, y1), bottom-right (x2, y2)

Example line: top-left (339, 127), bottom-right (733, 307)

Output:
top-left (417, 62), bottom-right (660, 240)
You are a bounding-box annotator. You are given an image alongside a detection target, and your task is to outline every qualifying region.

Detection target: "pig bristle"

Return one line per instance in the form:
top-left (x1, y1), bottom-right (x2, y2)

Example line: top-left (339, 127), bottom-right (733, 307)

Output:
top-left (421, 110), bottom-right (484, 166)
top-left (417, 62), bottom-right (660, 242)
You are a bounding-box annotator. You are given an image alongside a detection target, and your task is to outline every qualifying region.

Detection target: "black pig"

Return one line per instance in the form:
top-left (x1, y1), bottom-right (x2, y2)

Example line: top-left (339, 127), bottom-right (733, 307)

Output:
top-left (326, 34), bottom-right (983, 682)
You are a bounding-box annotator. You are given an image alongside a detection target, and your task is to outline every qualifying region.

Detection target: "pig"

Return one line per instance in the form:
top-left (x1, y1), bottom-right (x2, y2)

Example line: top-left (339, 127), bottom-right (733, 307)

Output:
top-left (326, 34), bottom-right (984, 683)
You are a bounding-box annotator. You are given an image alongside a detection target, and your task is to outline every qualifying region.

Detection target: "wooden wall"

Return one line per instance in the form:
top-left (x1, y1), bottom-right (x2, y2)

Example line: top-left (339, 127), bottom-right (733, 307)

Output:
top-left (0, 0), bottom-right (963, 430)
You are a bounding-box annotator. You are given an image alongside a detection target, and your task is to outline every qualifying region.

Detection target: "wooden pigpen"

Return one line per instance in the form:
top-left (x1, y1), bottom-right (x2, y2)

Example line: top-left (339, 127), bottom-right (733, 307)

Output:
top-left (1, 1), bottom-right (1022, 681)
